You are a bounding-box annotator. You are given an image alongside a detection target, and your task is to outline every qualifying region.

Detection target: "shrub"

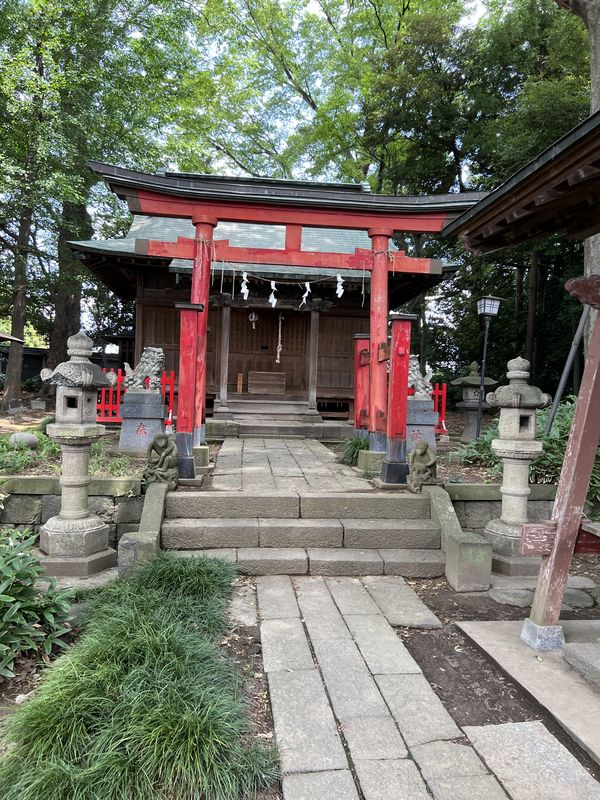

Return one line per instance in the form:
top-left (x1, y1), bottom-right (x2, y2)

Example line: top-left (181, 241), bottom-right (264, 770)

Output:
top-left (455, 397), bottom-right (600, 503)
top-left (340, 434), bottom-right (369, 465)
top-left (0, 553), bottom-right (278, 800)
top-left (0, 529), bottom-right (73, 678)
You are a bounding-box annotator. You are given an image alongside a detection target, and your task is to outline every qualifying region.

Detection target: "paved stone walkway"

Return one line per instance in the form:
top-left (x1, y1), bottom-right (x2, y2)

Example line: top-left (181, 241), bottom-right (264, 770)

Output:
top-left (249, 575), bottom-right (600, 800)
top-left (211, 438), bottom-right (371, 492)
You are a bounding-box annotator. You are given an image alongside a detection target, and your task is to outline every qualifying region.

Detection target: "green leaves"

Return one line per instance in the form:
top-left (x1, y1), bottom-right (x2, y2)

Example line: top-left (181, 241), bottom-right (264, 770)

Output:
top-left (0, 529), bottom-right (74, 678)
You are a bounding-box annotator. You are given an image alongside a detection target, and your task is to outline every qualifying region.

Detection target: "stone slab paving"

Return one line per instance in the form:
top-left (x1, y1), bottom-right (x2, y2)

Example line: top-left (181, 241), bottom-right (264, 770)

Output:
top-left (212, 438), bottom-right (372, 493)
top-left (261, 576), bottom-right (600, 800)
top-left (464, 721), bottom-right (600, 800)
top-left (362, 575), bottom-right (442, 628)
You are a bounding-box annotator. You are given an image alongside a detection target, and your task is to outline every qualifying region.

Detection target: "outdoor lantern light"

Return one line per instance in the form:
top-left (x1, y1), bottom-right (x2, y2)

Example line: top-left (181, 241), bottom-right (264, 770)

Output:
top-left (476, 296), bottom-right (502, 318)
top-left (475, 296), bottom-right (502, 438)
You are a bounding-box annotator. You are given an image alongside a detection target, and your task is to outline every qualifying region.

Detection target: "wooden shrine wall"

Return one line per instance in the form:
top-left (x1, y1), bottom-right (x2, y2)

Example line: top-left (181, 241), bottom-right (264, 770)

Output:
top-left (228, 309), bottom-right (308, 391)
top-left (318, 315), bottom-right (368, 395)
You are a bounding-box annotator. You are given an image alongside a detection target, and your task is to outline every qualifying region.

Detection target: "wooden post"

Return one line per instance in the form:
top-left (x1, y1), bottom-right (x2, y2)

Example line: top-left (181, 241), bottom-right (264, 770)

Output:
top-left (353, 334), bottom-right (370, 433)
top-left (307, 309), bottom-right (319, 412)
top-left (522, 276), bottom-right (600, 648)
top-left (368, 228), bottom-right (392, 452)
top-left (218, 302), bottom-right (231, 412)
top-left (381, 313), bottom-right (417, 483)
top-left (175, 303), bottom-right (204, 477)
top-left (191, 217), bottom-right (216, 447)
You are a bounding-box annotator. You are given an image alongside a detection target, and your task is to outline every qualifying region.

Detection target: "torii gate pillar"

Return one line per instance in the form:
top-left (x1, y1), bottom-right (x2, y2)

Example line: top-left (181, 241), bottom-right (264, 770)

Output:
top-left (367, 228), bottom-right (392, 452)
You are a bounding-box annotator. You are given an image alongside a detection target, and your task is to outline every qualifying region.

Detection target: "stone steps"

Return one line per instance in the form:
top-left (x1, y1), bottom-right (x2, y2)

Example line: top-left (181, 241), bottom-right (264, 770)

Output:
top-left (165, 491), bottom-right (431, 520)
top-left (170, 547), bottom-right (445, 577)
top-left (161, 517), bottom-right (441, 550)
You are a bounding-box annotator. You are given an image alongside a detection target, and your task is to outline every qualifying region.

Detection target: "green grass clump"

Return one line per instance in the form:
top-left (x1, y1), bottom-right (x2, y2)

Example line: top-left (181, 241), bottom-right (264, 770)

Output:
top-left (0, 553), bottom-right (278, 800)
top-left (340, 434), bottom-right (369, 466)
top-left (0, 433), bottom-right (61, 475)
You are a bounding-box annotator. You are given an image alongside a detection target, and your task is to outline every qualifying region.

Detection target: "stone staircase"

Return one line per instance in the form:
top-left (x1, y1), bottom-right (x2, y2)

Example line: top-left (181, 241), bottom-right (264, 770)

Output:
top-left (162, 490), bottom-right (445, 577)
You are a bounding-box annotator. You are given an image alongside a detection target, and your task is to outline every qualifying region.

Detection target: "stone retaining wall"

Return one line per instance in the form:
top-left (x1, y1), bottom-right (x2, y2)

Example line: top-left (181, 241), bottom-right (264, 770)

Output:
top-left (444, 484), bottom-right (556, 534)
top-left (0, 477), bottom-right (142, 550)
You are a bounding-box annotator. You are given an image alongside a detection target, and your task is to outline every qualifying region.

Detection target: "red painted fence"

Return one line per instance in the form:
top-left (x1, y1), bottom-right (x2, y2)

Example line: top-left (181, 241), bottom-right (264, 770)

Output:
top-left (96, 368), bottom-right (176, 424)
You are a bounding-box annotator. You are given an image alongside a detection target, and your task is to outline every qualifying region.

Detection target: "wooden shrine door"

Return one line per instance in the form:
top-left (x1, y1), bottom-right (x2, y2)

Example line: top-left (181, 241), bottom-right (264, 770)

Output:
top-left (228, 308), bottom-right (308, 394)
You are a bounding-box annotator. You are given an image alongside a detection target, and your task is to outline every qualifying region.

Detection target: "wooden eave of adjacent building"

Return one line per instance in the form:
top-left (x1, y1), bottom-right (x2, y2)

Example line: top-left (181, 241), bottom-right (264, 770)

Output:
top-left (444, 111), bottom-right (600, 254)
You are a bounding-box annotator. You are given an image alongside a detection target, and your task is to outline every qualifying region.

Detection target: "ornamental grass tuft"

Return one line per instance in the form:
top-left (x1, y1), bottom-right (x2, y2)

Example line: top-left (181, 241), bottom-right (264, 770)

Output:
top-left (0, 553), bottom-right (278, 800)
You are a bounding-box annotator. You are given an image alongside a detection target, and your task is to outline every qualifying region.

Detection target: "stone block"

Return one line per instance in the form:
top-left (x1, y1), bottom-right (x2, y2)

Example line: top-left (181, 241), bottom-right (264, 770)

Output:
top-left (464, 501), bottom-right (494, 530)
top-left (161, 519), bottom-right (259, 549)
top-left (563, 643), bottom-right (600, 689)
top-left (40, 521), bottom-right (110, 557)
top-left (1, 495), bottom-right (42, 526)
top-left (282, 770), bottom-right (359, 800)
top-left (427, 775), bottom-right (509, 800)
top-left (376, 673), bottom-right (462, 746)
top-left (463, 720), bottom-right (600, 800)
top-left (175, 549), bottom-right (237, 563)
top-left (361, 576), bottom-right (442, 629)
top-left (228, 582), bottom-right (257, 626)
top-left (116, 523), bottom-right (138, 542)
top-left (238, 548), bottom-right (307, 575)
top-left (257, 575), bottom-right (300, 619)
top-left (342, 519), bottom-right (440, 549)
top-left (268, 669), bottom-right (347, 774)
top-left (88, 478), bottom-right (141, 496)
top-left (520, 618), bottom-right (565, 651)
top-left (341, 716), bottom-right (408, 760)
top-left (426, 486), bottom-right (492, 592)
top-left (357, 449), bottom-right (384, 473)
top-left (344, 614), bottom-right (421, 674)
top-left (166, 491), bottom-right (299, 519)
top-left (379, 549), bottom-right (445, 578)
top-left (354, 759), bottom-right (430, 800)
top-left (489, 588), bottom-right (533, 607)
top-left (300, 492), bottom-right (429, 520)
top-left (43, 494), bottom-right (115, 524)
top-left (118, 530), bottom-right (160, 579)
top-left (115, 495), bottom-right (145, 523)
top-left (261, 618), bottom-right (314, 673)
top-left (326, 576), bottom-right (381, 614)
top-left (410, 739), bottom-right (488, 783)
top-left (309, 548), bottom-right (383, 576)
top-left (492, 553), bottom-right (541, 576)
top-left (41, 548), bottom-right (117, 578)
top-left (259, 519), bottom-right (343, 548)
top-left (311, 638), bottom-right (389, 720)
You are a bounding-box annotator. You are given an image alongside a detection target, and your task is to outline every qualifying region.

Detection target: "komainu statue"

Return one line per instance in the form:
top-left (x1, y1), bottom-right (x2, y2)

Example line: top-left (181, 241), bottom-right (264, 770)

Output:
top-left (408, 355), bottom-right (433, 397)
top-left (407, 441), bottom-right (437, 493)
top-left (142, 433), bottom-right (178, 491)
top-left (124, 347), bottom-right (165, 391)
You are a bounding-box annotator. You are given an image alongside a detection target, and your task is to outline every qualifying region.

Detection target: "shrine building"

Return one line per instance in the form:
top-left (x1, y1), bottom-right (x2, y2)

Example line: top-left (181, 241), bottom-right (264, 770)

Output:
top-left (72, 164), bottom-right (484, 468)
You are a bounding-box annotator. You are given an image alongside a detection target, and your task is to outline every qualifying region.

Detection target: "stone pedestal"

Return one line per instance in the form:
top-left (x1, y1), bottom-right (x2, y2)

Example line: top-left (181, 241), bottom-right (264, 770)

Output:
top-left (406, 397), bottom-right (438, 454)
top-left (119, 390), bottom-right (165, 455)
top-left (483, 357), bottom-right (551, 570)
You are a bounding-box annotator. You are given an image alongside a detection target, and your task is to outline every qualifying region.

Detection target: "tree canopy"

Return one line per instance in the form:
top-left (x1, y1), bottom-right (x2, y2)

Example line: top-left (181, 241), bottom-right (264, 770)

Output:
top-left (0, 0), bottom-right (593, 408)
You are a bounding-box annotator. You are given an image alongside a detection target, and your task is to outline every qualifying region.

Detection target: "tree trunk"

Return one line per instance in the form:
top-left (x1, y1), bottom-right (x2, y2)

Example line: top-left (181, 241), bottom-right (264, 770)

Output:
top-left (525, 251), bottom-right (540, 367)
top-left (1, 211), bottom-right (32, 412)
top-left (46, 200), bottom-right (93, 370)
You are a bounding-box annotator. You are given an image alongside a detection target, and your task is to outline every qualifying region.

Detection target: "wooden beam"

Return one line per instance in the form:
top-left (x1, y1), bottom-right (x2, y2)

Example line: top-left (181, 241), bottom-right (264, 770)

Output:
top-left (136, 236), bottom-right (440, 275)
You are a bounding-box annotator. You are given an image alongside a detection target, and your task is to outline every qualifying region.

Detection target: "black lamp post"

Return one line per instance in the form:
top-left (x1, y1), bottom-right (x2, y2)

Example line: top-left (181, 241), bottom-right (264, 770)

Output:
top-left (475, 296), bottom-right (502, 438)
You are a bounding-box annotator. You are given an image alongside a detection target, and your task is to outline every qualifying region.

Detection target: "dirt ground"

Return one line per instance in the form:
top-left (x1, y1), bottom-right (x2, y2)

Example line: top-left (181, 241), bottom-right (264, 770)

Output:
top-left (401, 564), bottom-right (600, 781)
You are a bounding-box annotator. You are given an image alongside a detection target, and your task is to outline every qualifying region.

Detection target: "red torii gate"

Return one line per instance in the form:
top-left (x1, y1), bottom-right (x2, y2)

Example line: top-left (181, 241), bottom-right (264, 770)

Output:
top-left (89, 163), bottom-right (480, 475)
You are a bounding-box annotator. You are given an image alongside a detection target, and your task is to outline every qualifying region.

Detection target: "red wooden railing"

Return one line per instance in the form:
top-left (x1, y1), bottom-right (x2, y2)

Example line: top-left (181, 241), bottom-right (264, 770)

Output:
top-left (96, 368), bottom-right (176, 424)
top-left (407, 382), bottom-right (448, 435)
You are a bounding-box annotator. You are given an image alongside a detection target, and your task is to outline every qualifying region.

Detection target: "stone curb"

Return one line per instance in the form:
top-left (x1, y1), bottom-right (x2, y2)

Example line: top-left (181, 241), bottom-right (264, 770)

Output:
top-left (443, 483), bottom-right (556, 502)
top-left (0, 475), bottom-right (141, 496)
top-left (118, 483), bottom-right (168, 579)
top-left (424, 485), bottom-right (492, 592)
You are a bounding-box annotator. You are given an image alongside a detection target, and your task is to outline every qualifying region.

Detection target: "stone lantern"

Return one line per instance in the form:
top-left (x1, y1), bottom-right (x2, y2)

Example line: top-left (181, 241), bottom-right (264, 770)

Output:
top-left (39, 331), bottom-right (118, 576)
top-left (484, 357), bottom-right (551, 564)
top-left (451, 362), bottom-right (498, 442)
